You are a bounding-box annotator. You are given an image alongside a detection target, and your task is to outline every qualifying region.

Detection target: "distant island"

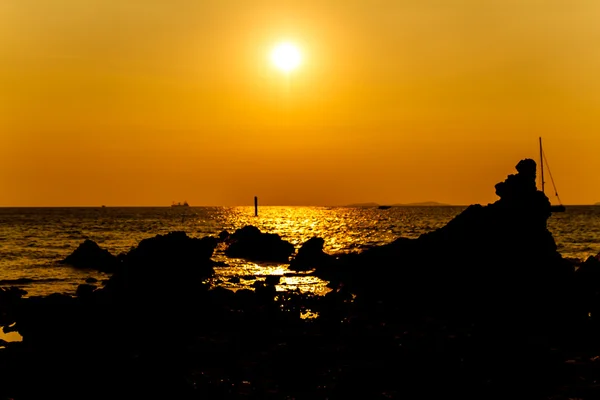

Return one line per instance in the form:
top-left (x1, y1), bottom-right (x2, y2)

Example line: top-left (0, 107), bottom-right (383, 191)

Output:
top-left (392, 201), bottom-right (452, 207)
top-left (345, 201), bottom-right (452, 207)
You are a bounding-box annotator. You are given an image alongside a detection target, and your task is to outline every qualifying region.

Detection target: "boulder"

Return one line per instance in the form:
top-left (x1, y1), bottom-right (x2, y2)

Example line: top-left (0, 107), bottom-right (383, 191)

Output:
top-left (103, 231), bottom-right (218, 298)
top-left (60, 239), bottom-right (118, 273)
top-left (225, 225), bottom-right (295, 262)
top-left (289, 237), bottom-right (332, 271)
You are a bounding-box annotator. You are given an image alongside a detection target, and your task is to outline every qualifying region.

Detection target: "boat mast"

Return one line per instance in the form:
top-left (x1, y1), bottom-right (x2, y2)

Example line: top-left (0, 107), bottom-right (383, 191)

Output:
top-left (539, 137), bottom-right (545, 194)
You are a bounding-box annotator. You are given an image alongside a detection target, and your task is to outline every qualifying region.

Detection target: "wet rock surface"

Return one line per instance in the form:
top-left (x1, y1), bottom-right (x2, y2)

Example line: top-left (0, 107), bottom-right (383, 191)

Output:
top-left (2, 160), bottom-right (600, 399)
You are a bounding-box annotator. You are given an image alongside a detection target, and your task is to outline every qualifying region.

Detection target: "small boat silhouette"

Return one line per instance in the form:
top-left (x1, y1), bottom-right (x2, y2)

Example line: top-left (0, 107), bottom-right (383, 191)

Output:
top-left (171, 201), bottom-right (189, 207)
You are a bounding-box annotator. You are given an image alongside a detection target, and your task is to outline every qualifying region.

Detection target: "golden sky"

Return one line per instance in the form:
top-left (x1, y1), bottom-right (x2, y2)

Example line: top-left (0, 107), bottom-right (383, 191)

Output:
top-left (2, 0), bottom-right (600, 206)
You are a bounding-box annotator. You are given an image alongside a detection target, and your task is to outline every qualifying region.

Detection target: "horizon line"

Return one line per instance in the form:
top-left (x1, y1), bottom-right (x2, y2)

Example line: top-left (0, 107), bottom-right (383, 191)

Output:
top-left (0, 203), bottom-right (596, 208)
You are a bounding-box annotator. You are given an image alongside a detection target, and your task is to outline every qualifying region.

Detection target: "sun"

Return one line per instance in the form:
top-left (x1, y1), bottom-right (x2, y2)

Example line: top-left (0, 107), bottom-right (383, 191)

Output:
top-left (270, 42), bottom-right (302, 73)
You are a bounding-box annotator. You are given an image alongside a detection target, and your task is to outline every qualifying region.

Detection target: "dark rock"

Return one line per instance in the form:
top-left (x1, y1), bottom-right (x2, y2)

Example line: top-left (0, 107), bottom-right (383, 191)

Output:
top-left (574, 255), bottom-right (600, 310)
top-left (576, 254), bottom-right (600, 277)
top-left (265, 275), bottom-right (281, 285)
top-left (60, 239), bottom-right (118, 273)
top-left (318, 159), bottom-right (574, 325)
top-left (218, 230), bottom-right (230, 241)
top-left (252, 281), bottom-right (277, 301)
top-left (75, 283), bottom-right (97, 299)
top-left (225, 225), bottom-right (295, 262)
top-left (417, 158), bottom-right (567, 283)
top-left (102, 231), bottom-right (218, 298)
top-left (0, 287), bottom-right (27, 328)
top-left (0, 278), bottom-right (34, 285)
top-left (251, 280), bottom-right (265, 289)
top-left (289, 237), bottom-right (332, 271)
top-left (212, 260), bottom-right (228, 267)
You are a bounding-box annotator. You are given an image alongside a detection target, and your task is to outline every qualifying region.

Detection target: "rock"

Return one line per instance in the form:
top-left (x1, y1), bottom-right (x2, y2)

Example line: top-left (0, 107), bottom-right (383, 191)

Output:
top-left (418, 158), bottom-right (563, 274)
top-left (0, 287), bottom-right (27, 328)
top-left (75, 283), bottom-right (97, 299)
top-left (289, 237), bottom-right (332, 271)
top-left (265, 275), bottom-right (281, 285)
top-left (318, 159), bottom-right (574, 325)
top-left (218, 230), bottom-right (230, 241)
top-left (252, 281), bottom-right (277, 301)
top-left (102, 231), bottom-right (218, 298)
top-left (0, 278), bottom-right (34, 285)
top-left (574, 255), bottom-right (600, 303)
top-left (225, 225), bottom-right (295, 262)
top-left (60, 239), bottom-right (118, 273)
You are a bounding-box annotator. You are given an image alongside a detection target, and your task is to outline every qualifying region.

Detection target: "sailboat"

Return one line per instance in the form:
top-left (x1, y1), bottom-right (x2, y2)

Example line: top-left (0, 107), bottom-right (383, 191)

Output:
top-left (538, 137), bottom-right (566, 213)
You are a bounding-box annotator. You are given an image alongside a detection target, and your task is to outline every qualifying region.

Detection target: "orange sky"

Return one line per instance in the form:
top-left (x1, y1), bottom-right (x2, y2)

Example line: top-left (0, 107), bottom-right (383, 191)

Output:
top-left (2, 1), bottom-right (600, 206)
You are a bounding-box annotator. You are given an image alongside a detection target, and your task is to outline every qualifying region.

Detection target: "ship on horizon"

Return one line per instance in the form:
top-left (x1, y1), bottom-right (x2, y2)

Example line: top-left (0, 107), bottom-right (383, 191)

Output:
top-left (171, 201), bottom-right (189, 207)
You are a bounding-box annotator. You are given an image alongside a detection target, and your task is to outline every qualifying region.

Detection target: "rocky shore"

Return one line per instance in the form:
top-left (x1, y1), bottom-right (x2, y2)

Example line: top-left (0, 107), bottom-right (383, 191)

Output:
top-left (2, 159), bottom-right (600, 399)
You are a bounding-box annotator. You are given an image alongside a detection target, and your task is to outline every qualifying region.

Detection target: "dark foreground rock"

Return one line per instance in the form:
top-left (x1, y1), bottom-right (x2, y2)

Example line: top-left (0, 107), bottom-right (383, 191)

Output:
top-left (225, 225), bottom-right (295, 262)
top-left (288, 237), bottom-right (332, 271)
top-left (2, 160), bottom-right (600, 400)
top-left (103, 231), bottom-right (218, 299)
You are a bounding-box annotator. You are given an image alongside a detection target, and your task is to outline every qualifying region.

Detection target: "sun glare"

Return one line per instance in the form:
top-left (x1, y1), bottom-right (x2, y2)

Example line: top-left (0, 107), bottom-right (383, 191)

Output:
top-left (271, 42), bottom-right (302, 73)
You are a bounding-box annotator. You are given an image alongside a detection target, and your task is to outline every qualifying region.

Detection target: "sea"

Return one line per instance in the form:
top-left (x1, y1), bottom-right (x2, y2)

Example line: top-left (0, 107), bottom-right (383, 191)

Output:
top-left (1, 206), bottom-right (599, 299)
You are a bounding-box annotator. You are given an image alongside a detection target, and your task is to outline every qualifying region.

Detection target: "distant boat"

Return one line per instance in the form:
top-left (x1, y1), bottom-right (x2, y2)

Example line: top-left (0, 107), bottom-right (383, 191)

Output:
top-left (378, 205), bottom-right (392, 210)
top-left (538, 137), bottom-right (565, 213)
top-left (171, 201), bottom-right (189, 207)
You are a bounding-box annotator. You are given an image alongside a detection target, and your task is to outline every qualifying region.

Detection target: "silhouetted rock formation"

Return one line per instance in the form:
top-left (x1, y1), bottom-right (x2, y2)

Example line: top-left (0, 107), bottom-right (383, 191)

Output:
top-left (317, 159), bottom-right (573, 326)
top-left (419, 158), bottom-right (564, 277)
top-left (60, 239), bottom-right (118, 273)
top-left (289, 237), bottom-right (332, 271)
top-left (218, 229), bottom-right (230, 241)
top-left (225, 225), bottom-right (295, 262)
top-left (103, 231), bottom-right (217, 298)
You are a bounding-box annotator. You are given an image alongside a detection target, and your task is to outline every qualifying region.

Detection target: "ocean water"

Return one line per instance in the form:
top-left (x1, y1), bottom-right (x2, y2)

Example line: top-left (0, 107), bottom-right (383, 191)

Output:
top-left (0, 206), bottom-right (599, 298)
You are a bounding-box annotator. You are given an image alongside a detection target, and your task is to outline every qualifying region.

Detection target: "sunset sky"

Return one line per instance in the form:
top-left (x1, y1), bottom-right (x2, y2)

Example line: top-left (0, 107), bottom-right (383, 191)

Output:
top-left (2, 0), bottom-right (600, 206)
